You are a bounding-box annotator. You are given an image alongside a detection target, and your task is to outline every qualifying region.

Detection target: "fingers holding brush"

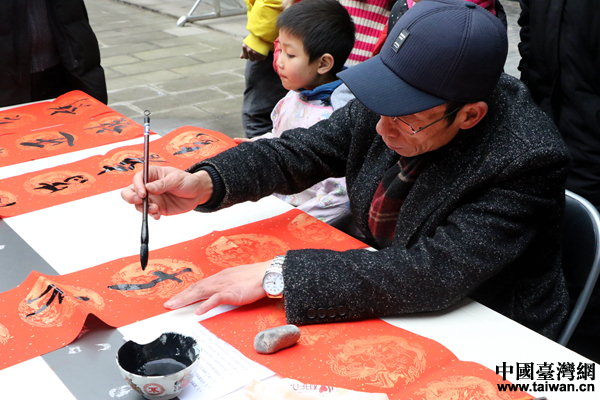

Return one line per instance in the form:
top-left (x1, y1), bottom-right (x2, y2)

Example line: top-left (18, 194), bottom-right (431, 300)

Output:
top-left (121, 166), bottom-right (214, 219)
top-left (140, 110), bottom-right (151, 271)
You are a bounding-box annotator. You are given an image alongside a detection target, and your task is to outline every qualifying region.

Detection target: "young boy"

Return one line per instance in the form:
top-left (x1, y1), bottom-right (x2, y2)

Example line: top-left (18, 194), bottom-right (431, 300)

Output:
top-left (250, 0), bottom-right (358, 234)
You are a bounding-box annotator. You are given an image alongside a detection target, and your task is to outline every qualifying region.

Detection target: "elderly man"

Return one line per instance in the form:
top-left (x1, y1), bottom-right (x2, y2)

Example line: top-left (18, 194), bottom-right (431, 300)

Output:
top-left (122, 0), bottom-right (570, 339)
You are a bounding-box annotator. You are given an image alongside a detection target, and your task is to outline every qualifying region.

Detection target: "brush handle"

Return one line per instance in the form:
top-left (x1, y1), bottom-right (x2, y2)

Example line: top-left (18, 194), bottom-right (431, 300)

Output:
top-left (140, 111), bottom-right (151, 270)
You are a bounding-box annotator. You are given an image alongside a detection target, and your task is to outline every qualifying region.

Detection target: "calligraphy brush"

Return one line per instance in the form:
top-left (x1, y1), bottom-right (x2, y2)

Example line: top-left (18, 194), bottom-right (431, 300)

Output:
top-left (140, 110), bottom-right (151, 271)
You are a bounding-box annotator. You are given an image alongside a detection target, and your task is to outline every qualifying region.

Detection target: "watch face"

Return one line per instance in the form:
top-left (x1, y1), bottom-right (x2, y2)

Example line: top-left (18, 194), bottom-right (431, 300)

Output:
top-left (263, 271), bottom-right (284, 295)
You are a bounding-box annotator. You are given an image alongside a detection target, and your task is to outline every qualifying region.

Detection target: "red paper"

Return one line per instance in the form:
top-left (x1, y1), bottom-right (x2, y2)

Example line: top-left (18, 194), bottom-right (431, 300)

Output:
top-left (0, 209), bottom-right (368, 370)
top-left (0, 92), bottom-right (149, 167)
top-left (0, 126), bottom-right (237, 217)
top-left (0, 91), bottom-right (111, 133)
top-left (200, 300), bottom-right (528, 399)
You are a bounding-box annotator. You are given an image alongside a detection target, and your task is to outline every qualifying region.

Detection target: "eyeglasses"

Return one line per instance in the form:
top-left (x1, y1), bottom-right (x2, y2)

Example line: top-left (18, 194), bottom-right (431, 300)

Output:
top-left (392, 107), bottom-right (461, 135)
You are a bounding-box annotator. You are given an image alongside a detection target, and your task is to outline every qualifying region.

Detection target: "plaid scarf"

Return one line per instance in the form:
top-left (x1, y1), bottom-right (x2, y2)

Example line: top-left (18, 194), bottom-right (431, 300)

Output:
top-left (368, 154), bottom-right (430, 247)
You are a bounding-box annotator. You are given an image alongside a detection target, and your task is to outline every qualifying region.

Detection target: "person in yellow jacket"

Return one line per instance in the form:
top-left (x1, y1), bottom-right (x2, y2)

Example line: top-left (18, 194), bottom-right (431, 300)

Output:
top-left (241, 0), bottom-right (289, 138)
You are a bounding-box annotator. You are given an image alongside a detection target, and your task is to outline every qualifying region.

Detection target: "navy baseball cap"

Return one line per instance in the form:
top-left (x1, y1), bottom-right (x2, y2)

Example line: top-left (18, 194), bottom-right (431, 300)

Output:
top-left (338, 0), bottom-right (508, 116)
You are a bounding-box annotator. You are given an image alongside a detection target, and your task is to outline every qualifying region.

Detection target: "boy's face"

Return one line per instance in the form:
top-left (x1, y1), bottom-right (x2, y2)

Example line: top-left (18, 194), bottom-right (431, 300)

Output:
top-left (276, 30), bottom-right (323, 91)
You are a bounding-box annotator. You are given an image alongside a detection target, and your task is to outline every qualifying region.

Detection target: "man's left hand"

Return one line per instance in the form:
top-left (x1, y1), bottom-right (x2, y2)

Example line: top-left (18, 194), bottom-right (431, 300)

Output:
top-left (163, 260), bottom-right (272, 315)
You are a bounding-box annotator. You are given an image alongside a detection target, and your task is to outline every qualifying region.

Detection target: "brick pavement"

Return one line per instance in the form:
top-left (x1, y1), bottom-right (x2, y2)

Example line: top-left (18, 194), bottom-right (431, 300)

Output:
top-left (87, 0), bottom-right (249, 136)
top-left (87, 0), bottom-right (523, 137)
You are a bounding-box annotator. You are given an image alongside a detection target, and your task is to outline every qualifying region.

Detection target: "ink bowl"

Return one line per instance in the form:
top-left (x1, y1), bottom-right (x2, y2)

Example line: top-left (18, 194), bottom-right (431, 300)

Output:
top-left (116, 332), bottom-right (201, 400)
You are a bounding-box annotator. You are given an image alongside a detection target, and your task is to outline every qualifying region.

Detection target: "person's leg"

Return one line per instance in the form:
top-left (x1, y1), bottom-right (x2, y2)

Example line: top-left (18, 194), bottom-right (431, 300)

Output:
top-left (242, 53), bottom-right (288, 139)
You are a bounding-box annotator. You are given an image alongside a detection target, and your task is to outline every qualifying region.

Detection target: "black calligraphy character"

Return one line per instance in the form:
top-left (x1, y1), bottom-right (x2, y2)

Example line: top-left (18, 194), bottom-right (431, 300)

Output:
top-left (65, 175), bottom-right (88, 184)
top-left (0, 198), bottom-right (16, 208)
top-left (46, 98), bottom-right (91, 116)
top-left (20, 131), bottom-right (76, 148)
top-left (98, 154), bottom-right (167, 175)
top-left (34, 175), bottom-right (89, 193)
top-left (35, 182), bottom-right (69, 193)
top-left (25, 284), bottom-right (90, 317)
top-left (108, 268), bottom-right (193, 291)
top-left (85, 118), bottom-right (129, 134)
top-left (0, 115), bottom-right (23, 126)
top-left (173, 133), bottom-right (218, 155)
top-left (99, 157), bottom-right (143, 175)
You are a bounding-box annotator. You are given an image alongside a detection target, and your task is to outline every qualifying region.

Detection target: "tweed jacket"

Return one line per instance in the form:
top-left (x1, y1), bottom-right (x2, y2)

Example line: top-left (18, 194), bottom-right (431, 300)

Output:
top-left (191, 74), bottom-right (571, 339)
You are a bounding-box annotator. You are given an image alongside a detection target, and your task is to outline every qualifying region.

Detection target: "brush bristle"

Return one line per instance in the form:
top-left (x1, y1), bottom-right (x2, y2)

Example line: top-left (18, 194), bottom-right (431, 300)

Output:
top-left (140, 244), bottom-right (149, 271)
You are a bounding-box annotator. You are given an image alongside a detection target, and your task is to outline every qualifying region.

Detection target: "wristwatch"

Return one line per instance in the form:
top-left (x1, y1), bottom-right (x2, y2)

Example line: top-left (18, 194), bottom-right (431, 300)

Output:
top-left (262, 256), bottom-right (285, 298)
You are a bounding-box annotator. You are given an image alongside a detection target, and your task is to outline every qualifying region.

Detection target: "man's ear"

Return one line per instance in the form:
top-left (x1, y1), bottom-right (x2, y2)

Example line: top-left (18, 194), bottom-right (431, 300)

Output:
top-left (317, 53), bottom-right (335, 75)
top-left (457, 101), bottom-right (488, 130)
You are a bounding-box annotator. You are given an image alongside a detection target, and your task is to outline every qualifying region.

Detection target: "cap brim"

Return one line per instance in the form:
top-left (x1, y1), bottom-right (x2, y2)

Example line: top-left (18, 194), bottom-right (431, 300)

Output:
top-left (338, 55), bottom-right (445, 116)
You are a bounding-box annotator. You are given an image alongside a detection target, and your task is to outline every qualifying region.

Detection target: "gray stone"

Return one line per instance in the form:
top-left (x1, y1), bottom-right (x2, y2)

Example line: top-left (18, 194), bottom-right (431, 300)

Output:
top-left (254, 325), bottom-right (301, 354)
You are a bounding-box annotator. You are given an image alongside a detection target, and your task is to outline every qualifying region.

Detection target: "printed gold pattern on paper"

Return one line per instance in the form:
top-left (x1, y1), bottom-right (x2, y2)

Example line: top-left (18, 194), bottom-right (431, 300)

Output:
top-left (0, 191), bottom-right (17, 208)
top-left (415, 375), bottom-right (513, 400)
top-left (0, 323), bottom-right (10, 345)
top-left (287, 214), bottom-right (347, 242)
top-left (255, 312), bottom-right (286, 332)
top-left (299, 326), bottom-right (342, 346)
top-left (327, 335), bottom-right (426, 388)
top-left (206, 234), bottom-right (290, 268)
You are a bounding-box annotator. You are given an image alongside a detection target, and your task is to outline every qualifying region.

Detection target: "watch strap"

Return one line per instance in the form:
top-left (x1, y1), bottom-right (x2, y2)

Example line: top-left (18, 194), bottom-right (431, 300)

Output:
top-left (263, 255), bottom-right (285, 298)
top-left (268, 255), bottom-right (285, 273)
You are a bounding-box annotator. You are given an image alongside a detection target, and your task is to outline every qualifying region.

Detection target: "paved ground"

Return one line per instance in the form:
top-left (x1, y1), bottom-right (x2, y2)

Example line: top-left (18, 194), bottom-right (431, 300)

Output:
top-left (87, 0), bottom-right (249, 137)
top-left (87, 0), bottom-right (523, 138)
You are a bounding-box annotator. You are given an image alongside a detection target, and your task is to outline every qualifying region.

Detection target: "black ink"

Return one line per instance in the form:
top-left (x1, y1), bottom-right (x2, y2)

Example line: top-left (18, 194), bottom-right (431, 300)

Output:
top-left (85, 118), bottom-right (130, 134)
top-left (60, 131), bottom-right (76, 146)
top-left (108, 268), bottom-right (192, 291)
top-left (98, 154), bottom-right (167, 175)
top-left (46, 98), bottom-right (91, 116)
top-left (20, 131), bottom-right (75, 148)
top-left (0, 115), bottom-right (23, 126)
top-left (25, 284), bottom-right (91, 317)
top-left (34, 175), bottom-right (89, 193)
top-left (173, 133), bottom-right (219, 155)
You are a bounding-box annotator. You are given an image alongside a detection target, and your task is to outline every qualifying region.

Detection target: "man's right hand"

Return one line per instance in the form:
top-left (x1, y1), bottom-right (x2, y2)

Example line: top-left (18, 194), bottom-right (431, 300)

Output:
top-left (121, 166), bottom-right (214, 220)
